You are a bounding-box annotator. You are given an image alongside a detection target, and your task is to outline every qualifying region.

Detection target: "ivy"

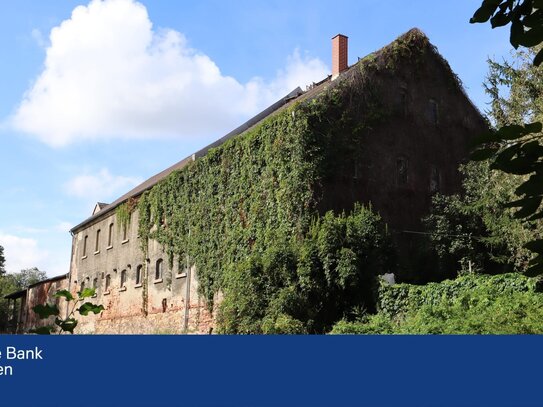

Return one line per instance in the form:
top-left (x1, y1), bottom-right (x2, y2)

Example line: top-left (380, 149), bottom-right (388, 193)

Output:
top-left (135, 30), bottom-right (433, 332)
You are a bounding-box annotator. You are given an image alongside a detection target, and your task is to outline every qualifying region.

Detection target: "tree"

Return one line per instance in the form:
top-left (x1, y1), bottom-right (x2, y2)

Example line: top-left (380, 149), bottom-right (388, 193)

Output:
top-left (13, 267), bottom-right (47, 289)
top-left (0, 267), bottom-right (47, 332)
top-left (471, 1), bottom-right (543, 275)
top-left (0, 245), bottom-right (5, 276)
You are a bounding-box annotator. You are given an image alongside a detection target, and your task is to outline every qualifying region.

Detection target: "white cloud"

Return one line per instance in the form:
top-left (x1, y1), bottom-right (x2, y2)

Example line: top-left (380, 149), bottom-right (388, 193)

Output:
top-left (55, 221), bottom-right (74, 233)
top-left (0, 232), bottom-right (50, 274)
top-left (64, 168), bottom-right (142, 201)
top-left (12, 0), bottom-right (329, 147)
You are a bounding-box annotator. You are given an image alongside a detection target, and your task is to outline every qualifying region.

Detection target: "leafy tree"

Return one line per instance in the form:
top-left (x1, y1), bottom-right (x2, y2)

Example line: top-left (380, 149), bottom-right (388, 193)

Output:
top-left (217, 204), bottom-right (395, 334)
top-left (13, 267), bottom-right (47, 289)
top-left (471, 1), bottom-right (543, 274)
top-left (31, 288), bottom-right (104, 334)
top-left (0, 245), bottom-right (5, 275)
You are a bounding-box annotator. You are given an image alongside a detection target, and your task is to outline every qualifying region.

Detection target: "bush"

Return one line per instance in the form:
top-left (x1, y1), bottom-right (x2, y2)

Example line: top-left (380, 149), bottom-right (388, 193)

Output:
top-left (331, 273), bottom-right (543, 334)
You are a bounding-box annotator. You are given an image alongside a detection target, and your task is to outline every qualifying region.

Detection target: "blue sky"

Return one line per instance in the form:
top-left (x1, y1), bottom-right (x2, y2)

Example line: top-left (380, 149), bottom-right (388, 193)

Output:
top-left (0, 0), bottom-right (511, 277)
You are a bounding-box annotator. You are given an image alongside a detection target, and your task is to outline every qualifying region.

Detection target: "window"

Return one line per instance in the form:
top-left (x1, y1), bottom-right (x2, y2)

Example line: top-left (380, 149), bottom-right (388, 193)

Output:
top-left (430, 166), bottom-right (441, 193)
top-left (80, 281), bottom-right (85, 292)
top-left (429, 99), bottom-right (439, 125)
top-left (105, 274), bottom-right (111, 291)
top-left (120, 269), bottom-right (127, 288)
top-left (122, 221), bottom-right (129, 242)
top-left (397, 157), bottom-right (408, 185)
top-left (95, 229), bottom-right (101, 253)
top-left (92, 277), bottom-right (98, 290)
top-left (155, 259), bottom-right (163, 281)
top-left (135, 265), bottom-right (142, 286)
top-left (107, 223), bottom-right (114, 247)
top-left (83, 235), bottom-right (88, 257)
top-left (400, 88), bottom-right (408, 117)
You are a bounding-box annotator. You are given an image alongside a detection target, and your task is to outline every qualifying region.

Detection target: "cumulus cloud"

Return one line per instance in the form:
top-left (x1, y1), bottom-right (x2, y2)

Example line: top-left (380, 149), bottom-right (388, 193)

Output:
top-left (64, 168), bottom-right (142, 201)
top-left (12, 0), bottom-right (329, 147)
top-left (0, 232), bottom-right (50, 274)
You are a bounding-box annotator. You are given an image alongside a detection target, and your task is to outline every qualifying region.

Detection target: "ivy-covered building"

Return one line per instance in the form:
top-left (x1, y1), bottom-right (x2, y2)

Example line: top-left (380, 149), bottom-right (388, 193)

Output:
top-left (8, 29), bottom-right (487, 334)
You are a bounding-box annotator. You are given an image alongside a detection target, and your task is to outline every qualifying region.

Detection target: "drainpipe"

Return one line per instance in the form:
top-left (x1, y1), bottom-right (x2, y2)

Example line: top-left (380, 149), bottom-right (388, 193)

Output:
top-left (183, 256), bottom-right (191, 332)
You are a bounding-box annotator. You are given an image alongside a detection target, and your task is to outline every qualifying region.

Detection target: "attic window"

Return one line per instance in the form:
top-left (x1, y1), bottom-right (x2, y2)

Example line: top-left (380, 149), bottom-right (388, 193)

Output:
top-left (397, 157), bottom-right (408, 185)
top-left (429, 99), bottom-right (439, 125)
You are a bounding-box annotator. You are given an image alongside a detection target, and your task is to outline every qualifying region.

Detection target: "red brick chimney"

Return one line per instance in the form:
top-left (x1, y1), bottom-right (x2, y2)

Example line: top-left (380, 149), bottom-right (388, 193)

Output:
top-left (332, 34), bottom-right (348, 80)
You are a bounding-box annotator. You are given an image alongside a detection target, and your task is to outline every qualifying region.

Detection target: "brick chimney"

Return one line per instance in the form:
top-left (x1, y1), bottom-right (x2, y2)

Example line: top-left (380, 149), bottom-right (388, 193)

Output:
top-left (332, 34), bottom-right (348, 80)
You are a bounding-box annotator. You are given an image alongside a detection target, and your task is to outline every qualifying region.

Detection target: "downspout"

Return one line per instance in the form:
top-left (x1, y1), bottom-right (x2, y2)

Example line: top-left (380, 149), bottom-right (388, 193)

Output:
top-left (183, 256), bottom-right (191, 332)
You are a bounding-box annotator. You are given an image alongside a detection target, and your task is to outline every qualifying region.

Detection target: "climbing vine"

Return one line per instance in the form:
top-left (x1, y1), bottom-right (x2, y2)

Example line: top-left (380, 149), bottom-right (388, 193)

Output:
top-left (136, 29), bottom-right (437, 332)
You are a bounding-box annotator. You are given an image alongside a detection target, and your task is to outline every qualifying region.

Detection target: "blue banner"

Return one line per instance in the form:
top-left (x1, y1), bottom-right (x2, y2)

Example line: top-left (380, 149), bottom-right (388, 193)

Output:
top-left (0, 335), bottom-right (540, 407)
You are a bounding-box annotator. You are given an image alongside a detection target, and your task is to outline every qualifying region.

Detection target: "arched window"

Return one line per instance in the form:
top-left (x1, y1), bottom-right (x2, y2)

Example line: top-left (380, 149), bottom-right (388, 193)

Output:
top-left (155, 259), bottom-right (163, 281)
top-left (80, 281), bottom-right (85, 293)
top-left (105, 274), bottom-right (111, 291)
top-left (95, 229), bottom-right (101, 253)
top-left (135, 265), bottom-right (142, 285)
top-left (92, 277), bottom-right (98, 290)
top-left (397, 157), bottom-right (408, 185)
top-left (107, 223), bottom-right (114, 247)
top-left (83, 235), bottom-right (88, 257)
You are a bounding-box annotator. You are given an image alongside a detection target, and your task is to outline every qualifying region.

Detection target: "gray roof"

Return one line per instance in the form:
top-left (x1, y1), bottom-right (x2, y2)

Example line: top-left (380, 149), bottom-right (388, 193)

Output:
top-left (70, 87), bottom-right (304, 233)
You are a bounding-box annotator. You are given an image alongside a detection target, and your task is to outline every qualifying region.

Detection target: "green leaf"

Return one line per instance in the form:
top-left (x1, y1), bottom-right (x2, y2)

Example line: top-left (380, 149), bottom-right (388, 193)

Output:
top-left (500, 156), bottom-right (535, 174)
top-left (56, 317), bottom-right (78, 334)
top-left (525, 256), bottom-right (543, 276)
top-left (515, 174), bottom-right (543, 196)
top-left (472, 130), bottom-right (499, 146)
top-left (496, 124), bottom-right (526, 140)
top-left (514, 196), bottom-right (543, 218)
top-left (470, 2), bottom-right (501, 23)
top-left (32, 304), bottom-right (60, 319)
top-left (78, 302), bottom-right (105, 316)
top-left (29, 326), bottom-right (54, 335)
top-left (471, 148), bottom-right (498, 161)
top-left (54, 289), bottom-right (74, 301)
top-left (491, 11), bottom-right (511, 27)
top-left (534, 48), bottom-right (543, 66)
top-left (525, 239), bottom-right (543, 253)
top-left (524, 121), bottom-right (543, 133)
top-left (518, 26), bottom-right (543, 47)
top-left (78, 287), bottom-right (96, 299)
top-left (510, 19), bottom-right (524, 48)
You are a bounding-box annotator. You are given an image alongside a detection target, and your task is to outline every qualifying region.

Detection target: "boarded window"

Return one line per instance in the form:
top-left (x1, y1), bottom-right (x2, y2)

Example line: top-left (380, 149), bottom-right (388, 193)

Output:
top-left (105, 274), bottom-right (111, 291)
top-left (397, 157), bottom-right (408, 185)
top-left (93, 277), bottom-right (98, 290)
top-left (122, 224), bottom-right (128, 241)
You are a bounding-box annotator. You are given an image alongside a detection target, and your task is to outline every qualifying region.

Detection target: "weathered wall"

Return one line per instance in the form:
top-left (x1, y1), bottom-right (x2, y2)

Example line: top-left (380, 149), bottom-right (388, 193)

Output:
top-left (17, 276), bottom-right (69, 333)
top-left (71, 210), bottom-right (214, 334)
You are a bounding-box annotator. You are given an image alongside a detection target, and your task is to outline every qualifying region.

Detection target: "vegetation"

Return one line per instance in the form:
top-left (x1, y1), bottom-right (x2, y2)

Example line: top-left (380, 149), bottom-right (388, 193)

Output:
top-left (134, 31), bottom-right (441, 333)
top-left (0, 245), bottom-right (5, 275)
top-left (31, 288), bottom-right (104, 334)
top-left (0, 267), bottom-right (47, 332)
top-left (471, 0), bottom-right (543, 274)
top-left (331, 273), bottom-right (543, 334)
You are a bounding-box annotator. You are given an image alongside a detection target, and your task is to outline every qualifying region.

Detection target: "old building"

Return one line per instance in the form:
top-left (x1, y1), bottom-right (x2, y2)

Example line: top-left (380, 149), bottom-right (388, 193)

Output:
top-left (6, 29), bottom-right (487, 334)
